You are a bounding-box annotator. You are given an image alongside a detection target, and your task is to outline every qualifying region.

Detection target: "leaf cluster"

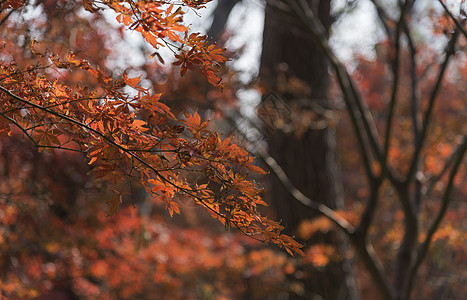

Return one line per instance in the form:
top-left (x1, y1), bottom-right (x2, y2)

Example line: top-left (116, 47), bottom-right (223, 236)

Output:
top-left (0, 0), bottom-right (303, 255)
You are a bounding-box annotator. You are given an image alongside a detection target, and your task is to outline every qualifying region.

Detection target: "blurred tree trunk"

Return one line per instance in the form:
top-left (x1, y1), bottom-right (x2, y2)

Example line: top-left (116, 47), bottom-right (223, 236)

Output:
top-left (260, 1), bottom-right (335, 232)
top-left (209, 0), bottom-right (357, 299)
top-left (260, 1), bottom-right (354, 299)
top-left (207, 0), bottom-right (241, 39)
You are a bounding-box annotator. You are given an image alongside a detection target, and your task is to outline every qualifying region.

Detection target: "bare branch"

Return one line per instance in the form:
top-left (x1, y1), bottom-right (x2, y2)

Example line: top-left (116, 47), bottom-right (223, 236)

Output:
top-left (0, 7), bottom-right (15, 26)
top-left (355, 240), bottom-right (394, 300)
top-left (403, 17), bottom-right (424, 222)
top-left (404, 134), bottom-right (467, 300)
top-left (221, 106), bottom-right (355, 236)
top-left (355, 179), bottom-right (381, 238)
top-left (382, 1), bottom-right (410, 181)
top-left (254, 143), bottom-right (355, 236)
top-left (425, 135), bottom-right (467, 195)
top-left (406, 29), bottom-right (460, 182)
top-left (282, 0), bottom-right (379, 181)
top-left (368, 0), bottom-right (395, 42)
top-left (438, 0), bottom-right (467, 40)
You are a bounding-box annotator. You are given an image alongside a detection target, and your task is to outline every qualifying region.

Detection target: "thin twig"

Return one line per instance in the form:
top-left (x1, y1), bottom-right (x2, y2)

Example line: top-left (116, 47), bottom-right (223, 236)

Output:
top-left (0, 111), bottom-right (38, 146)
top-left (425, 134), bottom-right (467, 195)
top-left (404, 22), bottom-right (421, 147)
top-left (382, 0), bottom-right (408, 183)
top-left (255, 144), bottom-right (355, 235)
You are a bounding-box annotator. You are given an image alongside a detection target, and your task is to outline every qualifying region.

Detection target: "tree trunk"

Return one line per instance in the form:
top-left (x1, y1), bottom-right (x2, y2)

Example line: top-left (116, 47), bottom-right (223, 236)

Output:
top-left (207, 0), bottom-right (241, 39)
top-left (259, 1), bottom-right (356, 299)
top-left (207, 0), bottom-right (357, 298)
top-left (260, 0), bottom-right (334, 231)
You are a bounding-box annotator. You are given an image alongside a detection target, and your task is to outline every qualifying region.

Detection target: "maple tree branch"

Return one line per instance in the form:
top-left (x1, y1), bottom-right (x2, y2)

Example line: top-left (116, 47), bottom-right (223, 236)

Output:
top-left (403, 20), bottom-right (424, 240)
top-left (388, 8), bottom-right (422, 295)
top-left (406, 28), bottom-right (460, 182)
top-left (0, 111), bottom-right (37, 147)
top-left (351, 180), bottom-right (394, 300)
top-left (393, 186), bottom-right (418, 299)
top-left (0, 85), bottom-right (294, 251)
top-left (0, 85), bottom-right (198, 200)
top-left (224, 111), bottom-right (355, 236)
top-left (347, 74), bottom-right (385, 169)
top-left (1, 96), bottom-right (103, 115)
top-left (404, 134), bottom-right (467, 300)
top-left (126, 0), bottom-right (143, 18)
top-left (36, 145), bottom-right (85, 153)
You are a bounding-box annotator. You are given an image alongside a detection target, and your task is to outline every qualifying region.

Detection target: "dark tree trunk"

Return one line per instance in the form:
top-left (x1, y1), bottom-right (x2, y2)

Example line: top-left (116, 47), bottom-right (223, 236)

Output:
top-left (207, 0), bottom-right (357, 299)
top-left (259, 1), bottom-right (355, 299)
top-left (260, 0), bottom-right (334, 232)
top-left (207, 0), bottom-right (241, 39)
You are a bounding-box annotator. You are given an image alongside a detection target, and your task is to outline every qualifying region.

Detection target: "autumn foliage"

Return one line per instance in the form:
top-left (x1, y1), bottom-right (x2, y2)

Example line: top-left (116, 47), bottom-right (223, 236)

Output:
top-left (0, 133), bottom-right (299, 299)
top-left (0, 0), bottom-right (308, 298)
top-left (0, 0), bottom-right (303, 256)
top-left (1, 0), bottom-right (467, 299)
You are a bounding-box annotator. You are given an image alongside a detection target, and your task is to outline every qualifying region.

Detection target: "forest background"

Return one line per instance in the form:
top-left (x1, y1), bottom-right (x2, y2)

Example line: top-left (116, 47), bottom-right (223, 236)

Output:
top-left (0, 0), bottom-right (466, 300)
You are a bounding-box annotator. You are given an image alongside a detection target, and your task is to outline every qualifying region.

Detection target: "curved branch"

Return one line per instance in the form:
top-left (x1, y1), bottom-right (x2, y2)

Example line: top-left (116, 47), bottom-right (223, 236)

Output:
top-left (0, 86), bottom-right (172, 182)
top-left (0, 111), bottom-right (38, 146)
top-left (356, 240), bottom-right (394, 300)
top-left (254, 143), bottom-right (355, 236)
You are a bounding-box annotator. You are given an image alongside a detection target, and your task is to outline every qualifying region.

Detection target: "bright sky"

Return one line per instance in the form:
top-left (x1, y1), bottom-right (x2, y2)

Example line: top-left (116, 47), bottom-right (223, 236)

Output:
top-left (97, 0), bottom-right (388, 81)
top-left (190, 0), bottom-right (385, 117)
top-left (193, 0), bottom-right (384, 78)
top-left (97, 0), bottom-right (462, 94)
